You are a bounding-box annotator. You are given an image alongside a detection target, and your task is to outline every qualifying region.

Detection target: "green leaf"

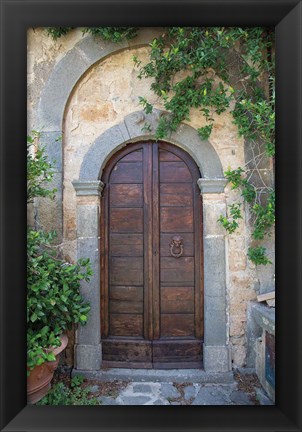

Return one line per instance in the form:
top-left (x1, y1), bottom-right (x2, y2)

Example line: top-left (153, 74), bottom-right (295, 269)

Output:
top-left (47, 352), bottom-right (56, 362)
top-left (30, 313), bottom-right (38, 323)
top-left (36, 357), bottom-right (45, 366)
top-left (197, 124), bottom-right (213, 140)
top-left (247, 246), bottom-right (272, 265)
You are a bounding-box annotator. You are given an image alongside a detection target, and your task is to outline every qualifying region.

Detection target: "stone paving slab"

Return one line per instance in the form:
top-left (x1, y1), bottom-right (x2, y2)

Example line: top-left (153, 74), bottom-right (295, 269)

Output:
top-left (91, 380), bottom-right (272, 406)
top-left (229, 390), bottom-right (254, 405)
top-left (184, 384), bottom-right (201, 400)
top-left (76, 368), bottom-right (274, 406)
top-left (160, 383), bottom-right (181, 399)
top-left (133, 384), bottom-right (152, 393)
top-left (192, 385), bottom-right (232, 405)
top-left (255, 388), bottom-right (274, 405)
top-left (97, 396), bottom-right (119, 405)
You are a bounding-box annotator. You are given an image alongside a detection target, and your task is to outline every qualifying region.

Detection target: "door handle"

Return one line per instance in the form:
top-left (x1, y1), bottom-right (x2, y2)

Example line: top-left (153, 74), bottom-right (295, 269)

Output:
top-left (170, 236), bottom-right (184, 258)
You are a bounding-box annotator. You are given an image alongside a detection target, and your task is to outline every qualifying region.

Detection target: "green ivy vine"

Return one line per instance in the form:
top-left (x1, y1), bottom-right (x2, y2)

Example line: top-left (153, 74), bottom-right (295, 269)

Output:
top-left (45, 27), bottom-right (275, 266)
top-left (46, 27), bottom-right (138, 42)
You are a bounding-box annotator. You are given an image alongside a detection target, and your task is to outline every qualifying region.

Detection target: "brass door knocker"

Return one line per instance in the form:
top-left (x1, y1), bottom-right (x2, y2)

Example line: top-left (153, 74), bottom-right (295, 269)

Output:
top-left (170, 235), bottom-right (184, 258)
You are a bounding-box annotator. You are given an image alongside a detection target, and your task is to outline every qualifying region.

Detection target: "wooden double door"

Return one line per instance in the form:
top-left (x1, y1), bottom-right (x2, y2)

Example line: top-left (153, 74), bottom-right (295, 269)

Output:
top-left (101, 142), bottom-right (203, 368)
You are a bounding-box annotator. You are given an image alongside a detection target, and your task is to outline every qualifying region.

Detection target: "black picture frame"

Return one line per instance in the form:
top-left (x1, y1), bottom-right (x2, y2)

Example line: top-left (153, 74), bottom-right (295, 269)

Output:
top-left (0, 0), bottom-right (301, 431)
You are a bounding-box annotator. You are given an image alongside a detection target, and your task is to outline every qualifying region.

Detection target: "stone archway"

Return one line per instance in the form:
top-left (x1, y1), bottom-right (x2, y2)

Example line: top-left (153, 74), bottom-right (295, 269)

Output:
top-left (72, 110), bottom-right (230, 373)
top-left (36, 29), bottom-right (231, 373)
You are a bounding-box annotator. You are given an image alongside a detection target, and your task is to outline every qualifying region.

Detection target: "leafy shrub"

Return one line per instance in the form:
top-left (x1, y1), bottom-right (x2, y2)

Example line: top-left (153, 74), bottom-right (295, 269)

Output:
top-left (27, 134), bottom-right (92, 372)
top-left (27, 229), bottom-right (92, 370)
top-left (27, 132), bottom-right (56, 203)
top-left (37, 375), bottom-right (99, 405)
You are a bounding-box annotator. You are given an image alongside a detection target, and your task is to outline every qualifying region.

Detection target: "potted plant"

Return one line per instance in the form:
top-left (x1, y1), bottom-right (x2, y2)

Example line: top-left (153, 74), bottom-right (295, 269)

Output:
top-left (27, 133), bottom-right (92, 404)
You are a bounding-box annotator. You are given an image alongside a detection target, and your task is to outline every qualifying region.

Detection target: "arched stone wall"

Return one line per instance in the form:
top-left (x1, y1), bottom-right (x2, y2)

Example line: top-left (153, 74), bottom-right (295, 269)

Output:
top-left (79, 109), bottom-right (224, 181)
top-left (35, 29), bottom-right (164, 243)
top-left (35, 29), bottom-right (234, 372)
top-left (72, 110), bottom-right (230, 373)
top-left (37, 29), bottom-right (165, 132)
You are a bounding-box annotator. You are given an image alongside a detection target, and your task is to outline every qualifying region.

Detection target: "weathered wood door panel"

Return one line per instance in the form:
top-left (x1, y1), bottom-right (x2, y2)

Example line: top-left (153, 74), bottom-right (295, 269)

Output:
top-left (101, 142), bottom-right (203, 368)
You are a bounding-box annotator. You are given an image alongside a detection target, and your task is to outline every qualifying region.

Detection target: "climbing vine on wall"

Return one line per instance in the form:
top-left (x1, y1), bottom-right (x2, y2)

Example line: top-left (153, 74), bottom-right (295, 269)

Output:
top-left (45, 26), bottom-right (275, 266)
top-left (47, 27), bottom-right (138, 41)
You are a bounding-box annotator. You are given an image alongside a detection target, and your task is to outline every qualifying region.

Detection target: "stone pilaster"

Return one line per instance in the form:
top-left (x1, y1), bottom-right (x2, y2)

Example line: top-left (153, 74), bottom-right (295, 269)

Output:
top-left (72, 180), bottom-right (104, 370)
top-left (198, 179), bottom-right (231, 372)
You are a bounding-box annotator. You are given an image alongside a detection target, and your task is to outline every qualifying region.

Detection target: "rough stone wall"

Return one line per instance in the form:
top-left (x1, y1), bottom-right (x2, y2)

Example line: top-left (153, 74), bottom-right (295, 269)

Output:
top-left (28, 28), bottom-right (83, 127)
top-left (27, 27), bottom-right (275, 368)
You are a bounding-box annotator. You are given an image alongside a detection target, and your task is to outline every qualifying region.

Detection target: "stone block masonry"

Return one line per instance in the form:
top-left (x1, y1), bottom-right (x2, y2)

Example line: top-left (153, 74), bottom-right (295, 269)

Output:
top-left (27, 27), bottom-right (275, 370)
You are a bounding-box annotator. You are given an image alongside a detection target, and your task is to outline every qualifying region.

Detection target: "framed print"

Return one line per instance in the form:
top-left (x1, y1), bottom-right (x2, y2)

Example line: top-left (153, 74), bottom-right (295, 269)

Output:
top-left (1, 0), bottom-right (301, 431)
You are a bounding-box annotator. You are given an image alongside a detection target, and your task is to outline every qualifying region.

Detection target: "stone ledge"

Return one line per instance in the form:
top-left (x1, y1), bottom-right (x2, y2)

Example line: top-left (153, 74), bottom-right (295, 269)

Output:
top-left (249, 301), bottom-right (275, 335)
top-left (72, 180), bottom-right (104, 196)
top-left (197, 178), bottom-right (227, 194)
top-left (72, 368), bottom-right (234, 384)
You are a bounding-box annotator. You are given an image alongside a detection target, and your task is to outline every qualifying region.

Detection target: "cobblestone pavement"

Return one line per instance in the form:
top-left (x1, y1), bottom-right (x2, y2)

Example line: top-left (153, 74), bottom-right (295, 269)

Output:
top-left (88, 380), bottom-right (274, 406)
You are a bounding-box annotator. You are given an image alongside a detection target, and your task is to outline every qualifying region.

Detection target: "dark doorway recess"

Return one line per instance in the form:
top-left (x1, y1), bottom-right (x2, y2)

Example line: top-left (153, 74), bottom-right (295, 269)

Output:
top-left (101, 141), bottom-right (204, 368)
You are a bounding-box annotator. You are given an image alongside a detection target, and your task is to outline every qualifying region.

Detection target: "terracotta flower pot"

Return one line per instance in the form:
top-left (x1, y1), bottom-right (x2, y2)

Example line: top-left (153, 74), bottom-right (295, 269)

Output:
top-left (27, 333), bottom-right (68, 404)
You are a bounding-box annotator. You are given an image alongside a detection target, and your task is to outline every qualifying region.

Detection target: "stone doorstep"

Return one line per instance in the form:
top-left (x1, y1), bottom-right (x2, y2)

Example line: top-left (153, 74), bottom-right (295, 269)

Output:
top-left (72, 368), bottom-right (234, 384)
